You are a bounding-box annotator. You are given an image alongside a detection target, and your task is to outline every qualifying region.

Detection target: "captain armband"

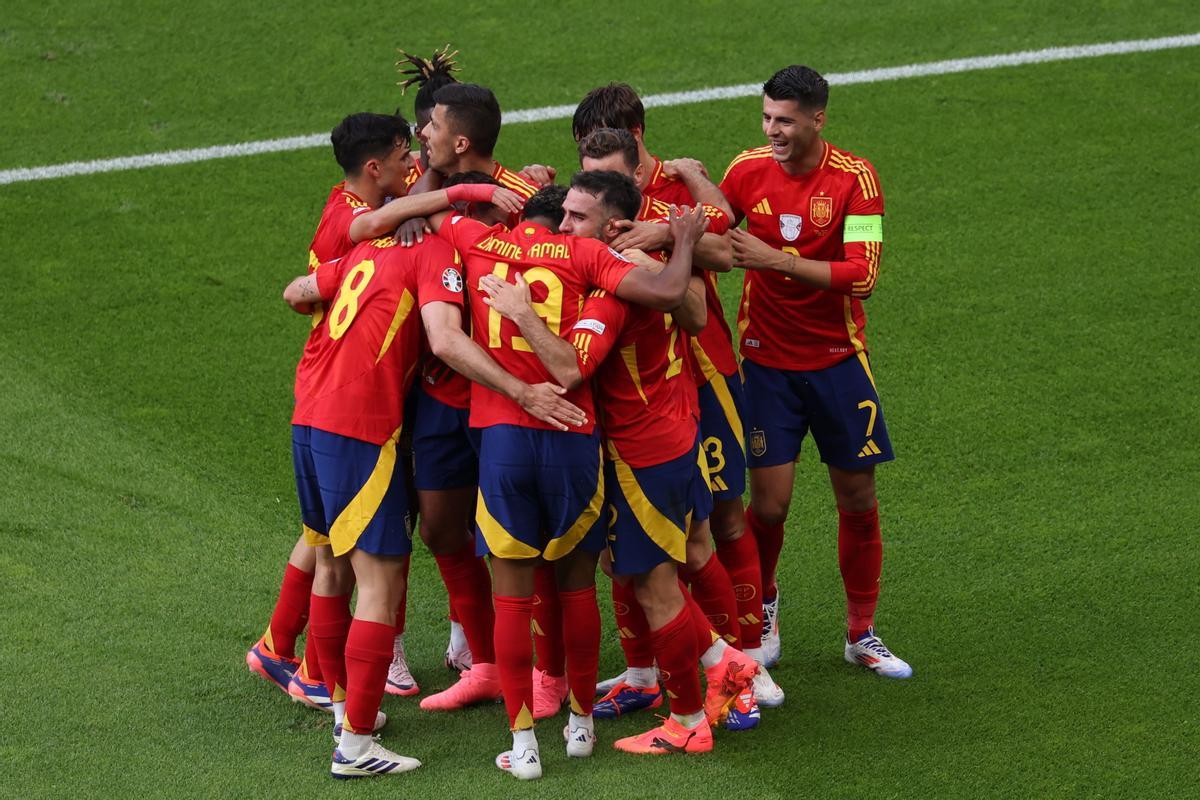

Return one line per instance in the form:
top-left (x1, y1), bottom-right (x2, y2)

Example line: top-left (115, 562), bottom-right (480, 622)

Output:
top-left (843, 215), bottom-right (883, 243)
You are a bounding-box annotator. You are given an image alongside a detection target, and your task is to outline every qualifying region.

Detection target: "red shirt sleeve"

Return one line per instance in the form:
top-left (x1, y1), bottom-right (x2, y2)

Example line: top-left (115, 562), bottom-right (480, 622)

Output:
top-left (314, 258), bottom-right (346, 301)
top-left (574, 239), bottom-right (637, 294)
top-left (413, 237), bottom-right (466, 308)
top-left (718, 159), bottom-right (748, 224)
top-left (571, 290), bottom-right (628, 380)
top-left (828, 163), bottom-right (885, 298)
top-left (438, 214), bottom-right (497, 253)
top-left (700, 203), bottom-right (731, 235)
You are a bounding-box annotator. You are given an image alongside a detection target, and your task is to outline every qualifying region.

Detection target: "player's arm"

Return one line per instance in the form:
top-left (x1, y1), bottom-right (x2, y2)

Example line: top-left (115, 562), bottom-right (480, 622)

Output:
top-left (518, 164), bottom-right (557, 188)
top-left (610, 214), bottom-right (733, 272)
top-left (672, 275), bottom-right (707, 335)
top-left (421, 300), bottom-right (586, 431)
top-left (282, 259), bottom-right (341, 313)
top-left (349, 185), bottom-right (524, 242)
top-left (612, 205), bottom-right (707, 311)
top-left (662, 158), bottom-right (735, 219)
top-left (479, 273), bottom-right (586, 389)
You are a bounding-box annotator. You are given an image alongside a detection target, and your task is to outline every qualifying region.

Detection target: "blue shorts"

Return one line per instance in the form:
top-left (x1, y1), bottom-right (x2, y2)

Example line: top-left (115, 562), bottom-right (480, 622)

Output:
top-left (412, 384), bottom-right (481, 491)
top-left (696, 371), bottom-right (748, 501)
top-left (292, 425), bottom-right (415, 557)
top-left (742, 354), bottom-right (894, 470)
top-left (606, 442), bottom-right (713, 577)
top-left (475, 425), bottom-right (606, 560)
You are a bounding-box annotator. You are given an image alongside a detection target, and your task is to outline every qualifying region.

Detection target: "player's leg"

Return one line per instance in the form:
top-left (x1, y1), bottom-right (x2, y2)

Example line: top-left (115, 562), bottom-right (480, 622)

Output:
top-left (614, 562), bottom-right (713, 754)
top-left (418, 486), bottom-right (502, 711)
top-left (412, 388), bottom-right (487, 674)
top-left (538, 429), bottom-right (606, 758)
top-left (683, 518), bottom-right (740, 647)
top-left (742, 358), bottom-right (810, 668)
top-left (475, 425), bottom-right (543, 779)
top-left (806, 354), bottom-right (910, 678)
top-left (530, 564), bottom-right (566, 717)
top-left (606, 446), bottom-right (715, 754)
top-left (319, 427), bottom-right (419, 778)
top-left (247, 533), bottom-right (313, 693)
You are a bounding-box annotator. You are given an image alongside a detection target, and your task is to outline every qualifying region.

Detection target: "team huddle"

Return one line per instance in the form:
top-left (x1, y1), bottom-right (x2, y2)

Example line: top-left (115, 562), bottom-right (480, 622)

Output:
top-left (245, 47), bottom-right (911, 780)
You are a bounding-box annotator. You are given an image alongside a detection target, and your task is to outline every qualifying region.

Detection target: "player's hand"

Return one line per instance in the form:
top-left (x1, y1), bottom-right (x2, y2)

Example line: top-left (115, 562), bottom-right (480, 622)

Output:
top-left (491, 187), bottom-right (526, 215)
top-left (619, 248), bottom-right (665, 273)
top-left (519, 164), bottom-right (556, 187)
top-left (518, 383), bottom-right (587, 431)
top-left (480, 272), bottom-right (533, 322)
top-left (730, 227), bottom-right (784, 271)
top-left (662, 158), bottom-right (708, 179)
top-left (398, 217), bottom-right (430, 247)
top-left (610, 220), bottom-right (671, 253)
top-left (667, 203), bottom-right (709, 246)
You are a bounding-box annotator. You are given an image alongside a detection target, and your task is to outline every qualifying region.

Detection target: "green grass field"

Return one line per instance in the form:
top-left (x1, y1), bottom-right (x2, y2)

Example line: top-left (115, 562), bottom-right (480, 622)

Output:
top-left (2, 3), bottom-right (1198, 797)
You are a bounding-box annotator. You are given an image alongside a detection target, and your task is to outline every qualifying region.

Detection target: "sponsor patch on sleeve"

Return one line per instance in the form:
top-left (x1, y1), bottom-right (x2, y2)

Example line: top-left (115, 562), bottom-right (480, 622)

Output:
top-left (606, 247), bottom-right (632, 262)
top-left (573, 318), bottom-right (606, 334)
top-left (441, 267), bottom-right (463, 293)
top-left (842, 215), bottom-right (883, 243)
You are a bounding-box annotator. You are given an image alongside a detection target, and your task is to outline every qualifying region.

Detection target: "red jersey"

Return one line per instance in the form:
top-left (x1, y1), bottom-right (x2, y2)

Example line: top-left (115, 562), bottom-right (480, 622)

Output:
top-left (720, 141), bottom-right (885, 371)
top-left (571, 290), bottom-right (698, 468)
top-left (438, 216), bottom-right (637, 433)
top-left (292, 236), bottom-right (464, 444)
top-left (308, 182), bottom-right (372, 269)
top-left (403, 159), bottom-right (425, 192)
top-left (636, 183), bottom-right (739, 383)
top-left (416, 162), bottom-right (541, 410)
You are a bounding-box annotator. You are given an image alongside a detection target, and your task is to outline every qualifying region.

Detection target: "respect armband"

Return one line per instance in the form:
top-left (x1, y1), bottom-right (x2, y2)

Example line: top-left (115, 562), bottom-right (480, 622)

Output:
top-left (843, 215), bottom-right (883, 243)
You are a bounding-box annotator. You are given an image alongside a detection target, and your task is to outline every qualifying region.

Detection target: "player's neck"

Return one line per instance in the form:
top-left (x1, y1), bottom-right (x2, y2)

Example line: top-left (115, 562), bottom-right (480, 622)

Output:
top-left (453, 152), bottom-right (497, 177)
top-left (779, 138), bottom-right (826, 177)
top-left (343, 176), bottom-right (384, 209)
top-left (636, 144), bottom-right (655, 191)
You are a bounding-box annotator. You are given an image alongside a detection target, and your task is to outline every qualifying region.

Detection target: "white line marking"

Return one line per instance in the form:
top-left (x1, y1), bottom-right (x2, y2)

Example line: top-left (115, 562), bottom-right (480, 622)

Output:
top-left (3, 33), bottom-right (1197, 186)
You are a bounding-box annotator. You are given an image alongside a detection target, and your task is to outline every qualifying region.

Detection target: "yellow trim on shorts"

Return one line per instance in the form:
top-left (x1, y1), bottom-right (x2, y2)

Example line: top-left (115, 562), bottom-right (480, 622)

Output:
top-left (328, 426), bottom-right (400, 557)
top-left (543, 445), bottom-right (605, 561)
top-left (856, 351), bottom-right (877, 390)
top-left (302, 524), bottom-right (330, 547)
top-left (475, 489), bottom-right (542, 559)
top-left (708, 370), bottom-right (745, 456)
top-left (611, 456), bottom-right (687, 563)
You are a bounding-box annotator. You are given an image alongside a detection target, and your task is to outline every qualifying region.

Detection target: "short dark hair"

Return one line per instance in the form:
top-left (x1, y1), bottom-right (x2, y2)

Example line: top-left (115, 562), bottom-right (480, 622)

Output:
top-left (578, 128), bottom-right (639, 173)
top-left (523, 185), bottom-right (568, 229)
top-left (330, 112), bottom-right (411, 175)
top-left (569, 170), bottom-right (640, 222)
top-left (572, 83), bottom-right (645, 141)
top-left (442, 170), bottom-right (499, 188)
top-left (763, 65), bottom-right (829, 110)
top-left (433, 83), bottom-right (501, 157)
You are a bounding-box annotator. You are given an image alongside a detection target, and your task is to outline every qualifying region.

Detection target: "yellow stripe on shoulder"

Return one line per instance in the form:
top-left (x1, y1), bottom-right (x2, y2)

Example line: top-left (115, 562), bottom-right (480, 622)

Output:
top-left (722, 147), bottom-right (773, 181)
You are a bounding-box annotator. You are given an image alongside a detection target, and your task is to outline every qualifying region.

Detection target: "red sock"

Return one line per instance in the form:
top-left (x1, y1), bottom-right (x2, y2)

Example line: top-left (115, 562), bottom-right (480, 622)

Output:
top-left (715, 534), bottom-right (764, 650)
top-left (392, 554), bottom-right (411, 635)
top-left (343, 619), bottom-right (394, 734)
top-left (682, 586), bottom-right (719, 654)
top-left (532, 565), bottom-right (564, 677)
top-left (611, 580), bottom-right (655, 669)
top-left (559, 585), bottom-right (600, 716)
top-left (839, 504), bottom-right (882, 640)
top-left (494, 594), bottom-right (535, 729)
top-left (434, 543), bottom-right (496, 663)
top-left (308, 593), bottom-right (352, 702)
top-left (683, 553), bottom-right (740, 645)
top-left (448, 603), bottom-right (460, 624)
top-left (266, 563), bottom-right (313, 659)
top-left (745, 507), bottom-right (785, 600)
top-left (651, 605), bottom-right (703, 716)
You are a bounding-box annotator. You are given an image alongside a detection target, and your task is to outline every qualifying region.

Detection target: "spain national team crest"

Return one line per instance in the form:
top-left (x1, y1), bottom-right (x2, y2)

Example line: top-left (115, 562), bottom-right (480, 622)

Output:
top-left (810, 196), bottom-right (833, 227)
top-left (779, 214), bottom-right (803, 242)
top-left (750, 428), bottom-right (767, 457)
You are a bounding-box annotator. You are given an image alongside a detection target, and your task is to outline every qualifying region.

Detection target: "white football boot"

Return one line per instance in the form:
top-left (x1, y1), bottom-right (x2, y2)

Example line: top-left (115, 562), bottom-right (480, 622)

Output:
top-left (331, 741), bottom-right (421, 778)
top-left (844, 628), bottom-right (913, 679)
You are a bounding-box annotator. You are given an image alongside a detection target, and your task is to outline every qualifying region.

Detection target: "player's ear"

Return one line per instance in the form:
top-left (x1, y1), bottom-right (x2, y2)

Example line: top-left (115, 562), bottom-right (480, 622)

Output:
top-left (631, 126), bottom-right (645, 144)
top-left (633, 163), bottom-right (646, 186)
top-left (454, 134), bottom-right (470, 156)
top-left (363, 158), bottom-right (381, 180)
top-left (812, 109), bottom-right (826, 132)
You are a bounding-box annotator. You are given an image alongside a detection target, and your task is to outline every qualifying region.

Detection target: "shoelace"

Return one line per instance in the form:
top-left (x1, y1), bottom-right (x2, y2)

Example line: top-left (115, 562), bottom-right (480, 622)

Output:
top-left (859, 636), bottom-right (894, 658)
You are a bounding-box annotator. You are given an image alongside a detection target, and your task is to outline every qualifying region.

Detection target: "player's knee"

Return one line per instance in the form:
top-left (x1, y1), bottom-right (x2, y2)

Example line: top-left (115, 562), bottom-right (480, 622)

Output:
top-left (750, 499), bottom-right (789, 528)
top-left (685, 539), bottom-right (713, 572)
top-left (708, 499), bottom-right (746, 543)
top-left (831, 468), bottom-right (876, 513)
